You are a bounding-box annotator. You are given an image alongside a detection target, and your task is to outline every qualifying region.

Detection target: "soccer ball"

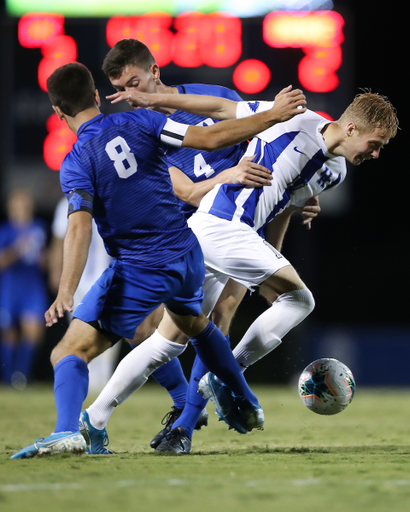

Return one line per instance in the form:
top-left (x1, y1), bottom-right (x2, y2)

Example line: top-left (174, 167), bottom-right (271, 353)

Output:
top-left (298, 358), bottom-right (356, 415)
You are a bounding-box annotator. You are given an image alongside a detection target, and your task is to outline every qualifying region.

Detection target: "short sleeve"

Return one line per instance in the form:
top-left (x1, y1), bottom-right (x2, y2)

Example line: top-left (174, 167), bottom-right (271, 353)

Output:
top-left (60, 151), bottom-right (94, 199)
top-left (160, 118), bottom-right (190, 147)
top-left (236, 101), bottom-right (274, 119)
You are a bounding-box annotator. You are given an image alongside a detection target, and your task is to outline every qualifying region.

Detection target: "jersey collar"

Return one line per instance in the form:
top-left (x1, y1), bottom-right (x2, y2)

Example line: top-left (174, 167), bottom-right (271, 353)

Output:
top-left (77, 113), bottom-right (106, 137)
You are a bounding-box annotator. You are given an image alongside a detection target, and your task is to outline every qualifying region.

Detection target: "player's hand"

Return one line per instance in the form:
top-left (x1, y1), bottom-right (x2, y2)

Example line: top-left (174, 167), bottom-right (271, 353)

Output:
top-left (45, 292), bottom-right (74, 327)
top-left (227, 156), bottom-right (272, 187)
top-left (106, 90), bottom-right (154, 109)
top-left (271, 85), bottom-right (307, 121)
top-left (300, 196), bottom-right (321, 230)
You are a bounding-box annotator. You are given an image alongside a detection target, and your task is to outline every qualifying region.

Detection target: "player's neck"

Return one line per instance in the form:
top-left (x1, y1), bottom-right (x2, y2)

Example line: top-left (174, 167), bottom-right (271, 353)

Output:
top-left (68, 107), bottom-right (102, 134)
top-left (152, 82), bottom-right (179, 115)
top-left (321, 122), bottom-right (345, 157)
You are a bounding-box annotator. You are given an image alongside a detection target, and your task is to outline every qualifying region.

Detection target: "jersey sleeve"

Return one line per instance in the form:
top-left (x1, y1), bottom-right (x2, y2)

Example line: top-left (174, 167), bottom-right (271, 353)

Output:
top-left (236, 101), bottom-right (274, 119)
top-left (128, 109), bottom-right (189, 147)
top-left (60, 152), bottom-right (94, 197)
top-left (60, 151), bottom-right (95, 216)
top-left (160, 118), bottom-right (190, 147)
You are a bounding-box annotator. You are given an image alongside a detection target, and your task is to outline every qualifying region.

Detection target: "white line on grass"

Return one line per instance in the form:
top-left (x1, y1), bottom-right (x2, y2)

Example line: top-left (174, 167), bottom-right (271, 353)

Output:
top-left (2, 479), bottom-right (410, 493)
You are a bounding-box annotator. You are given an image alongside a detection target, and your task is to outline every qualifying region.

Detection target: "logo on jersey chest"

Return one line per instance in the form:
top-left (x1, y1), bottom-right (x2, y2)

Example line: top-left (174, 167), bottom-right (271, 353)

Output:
top-left (317, 167), bottom-right (334, 188)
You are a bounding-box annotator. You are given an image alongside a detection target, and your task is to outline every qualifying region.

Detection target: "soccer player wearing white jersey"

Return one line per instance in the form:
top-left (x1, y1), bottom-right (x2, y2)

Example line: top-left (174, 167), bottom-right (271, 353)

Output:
top-left (99, 87), bottom-right (398, 453)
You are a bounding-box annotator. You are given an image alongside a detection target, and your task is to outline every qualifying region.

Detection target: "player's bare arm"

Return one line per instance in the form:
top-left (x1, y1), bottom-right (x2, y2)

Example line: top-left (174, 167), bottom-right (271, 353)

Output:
top-left (45, 210), bottom-right (92, 327)
top-left (108, 85), bottom-right (306, 122)
top-left (181, 87), bottom-right (306, 152)
top-left (169, 156), bottom-right (272, 207)
top-left (107, 89), bottom-right (236, 119)
top-left (264, 196), bottom-right (321, 252)
top-left (299, 196), bottom-right (321, 230)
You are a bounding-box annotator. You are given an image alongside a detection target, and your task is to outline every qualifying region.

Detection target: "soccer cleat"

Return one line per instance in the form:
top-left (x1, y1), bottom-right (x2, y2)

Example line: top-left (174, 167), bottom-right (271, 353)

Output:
top-left (155, 426), bottom-right (191, 454)
top-left (79, 411), bottom-right (114, 455)
top-left (150, 406), bottom-right (208, 449)
top-left (10, 432), bottom-right (86, 459)
top-left (198, 373), bottom-right (247, 434)
top-left (236, 399), bottom-right (265, 432)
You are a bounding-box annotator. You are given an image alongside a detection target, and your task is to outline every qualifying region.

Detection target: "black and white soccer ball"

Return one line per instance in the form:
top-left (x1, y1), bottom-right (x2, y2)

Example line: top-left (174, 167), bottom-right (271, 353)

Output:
top-left (298, 358), bottom-right (356, 415)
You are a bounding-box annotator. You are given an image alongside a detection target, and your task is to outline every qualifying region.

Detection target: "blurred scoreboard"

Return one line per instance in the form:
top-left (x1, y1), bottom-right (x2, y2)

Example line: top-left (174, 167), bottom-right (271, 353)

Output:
top-left (4, 1), bottom-right (353, 173)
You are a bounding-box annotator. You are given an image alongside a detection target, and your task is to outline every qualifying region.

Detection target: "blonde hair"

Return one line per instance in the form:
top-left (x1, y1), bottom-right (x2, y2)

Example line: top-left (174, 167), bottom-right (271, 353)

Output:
top-left (339, 90), bottom-right (398, 140)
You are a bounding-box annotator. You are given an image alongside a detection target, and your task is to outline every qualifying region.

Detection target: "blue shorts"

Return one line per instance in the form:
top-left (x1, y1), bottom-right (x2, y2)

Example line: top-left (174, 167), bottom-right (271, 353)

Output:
top-left (73, 241), bottom-right (205, 340)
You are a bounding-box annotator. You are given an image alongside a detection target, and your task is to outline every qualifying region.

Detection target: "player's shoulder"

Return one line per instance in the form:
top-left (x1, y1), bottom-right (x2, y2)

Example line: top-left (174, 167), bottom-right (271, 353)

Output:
top-left (105, 109), bottom-right (168, 134)
top-left (178, 83), bottom-right (242, 101)
top-left (282, 109), bottom-right (330, 136)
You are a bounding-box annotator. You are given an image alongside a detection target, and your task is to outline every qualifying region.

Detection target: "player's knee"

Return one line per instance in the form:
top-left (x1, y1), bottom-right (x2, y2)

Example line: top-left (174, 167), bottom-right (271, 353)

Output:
top-left (282, 287), bottom-right (315, 315)
top-left (300, 288), bottom-right (315, 315)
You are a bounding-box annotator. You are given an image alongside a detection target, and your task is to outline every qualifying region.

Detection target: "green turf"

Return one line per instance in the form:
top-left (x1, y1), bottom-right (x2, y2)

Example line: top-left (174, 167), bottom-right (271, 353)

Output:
top-left (1, 384), bottom-right (410, 512)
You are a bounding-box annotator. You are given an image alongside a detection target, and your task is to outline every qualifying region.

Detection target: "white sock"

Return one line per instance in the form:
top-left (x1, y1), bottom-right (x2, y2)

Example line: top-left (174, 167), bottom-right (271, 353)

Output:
top-left (86, 330), bottom-right (186, 430)
top-left (233, 289), bottom-right (315, 370)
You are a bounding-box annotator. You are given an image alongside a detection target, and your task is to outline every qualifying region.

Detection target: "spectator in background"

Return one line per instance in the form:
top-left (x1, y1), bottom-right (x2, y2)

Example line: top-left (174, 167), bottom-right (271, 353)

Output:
top-left (48, 196), bottom-right (120, 393)
top-left (0, 188), bottom-right (48, 388)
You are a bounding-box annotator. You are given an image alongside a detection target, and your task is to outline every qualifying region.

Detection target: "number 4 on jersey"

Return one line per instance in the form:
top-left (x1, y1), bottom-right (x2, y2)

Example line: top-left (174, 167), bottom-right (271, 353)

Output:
top-left (106, 136), bottom-right (138, 178)
top-left (194, 153), bottom-right (215, 179)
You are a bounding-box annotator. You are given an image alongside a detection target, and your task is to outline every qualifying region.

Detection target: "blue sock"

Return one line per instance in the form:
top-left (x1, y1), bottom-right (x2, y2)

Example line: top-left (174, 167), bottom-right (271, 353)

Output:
top-left (53, 355), bottom-right (89, 433)
top-left (174, 334), bottom-right (231, 438)
top-left (173, 355), bottom-right (209, 439)
top-left (190, 321), bottom-right (259, 406)
top-left (150, 358), bottom-right (188, 410)
top-left (15, 340), bottom-right (36, 380)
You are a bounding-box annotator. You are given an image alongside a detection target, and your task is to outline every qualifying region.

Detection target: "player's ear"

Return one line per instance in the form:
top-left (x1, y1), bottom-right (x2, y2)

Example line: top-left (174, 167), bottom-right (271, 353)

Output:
top-left (346, 122), bottom-right (357, 137)
top-left (94, 89), bottom-right (101, 108)
top-left (151, 64), bottom-right (160, 82)
top-left (52, 105), bottom-right (64, 121)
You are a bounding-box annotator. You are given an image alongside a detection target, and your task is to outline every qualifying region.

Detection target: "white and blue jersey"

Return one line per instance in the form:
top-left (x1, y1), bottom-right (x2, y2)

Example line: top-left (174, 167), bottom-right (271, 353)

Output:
top-left (198, 101), bottom-right (347, 235)
top-left (61, 109), bottom-right (197, 266)
top-left (166, 84), bottom-right (246, 218)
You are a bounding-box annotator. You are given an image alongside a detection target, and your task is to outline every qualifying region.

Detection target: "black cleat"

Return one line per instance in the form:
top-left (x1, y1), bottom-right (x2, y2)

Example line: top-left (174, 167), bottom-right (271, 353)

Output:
top-left (155, 426), bottom-right (191, 454)
top-left (150, 406), bottom-right (208, 449)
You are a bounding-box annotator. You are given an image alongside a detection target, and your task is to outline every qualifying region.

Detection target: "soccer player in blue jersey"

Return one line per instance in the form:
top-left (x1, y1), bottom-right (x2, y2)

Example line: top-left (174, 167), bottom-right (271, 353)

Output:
top-left (96, 86), bottom-right (398, 453)
top-left (10, 62), bottom-right (307, 458)
top-left (79, 39), bottom-right (320, 452)
top-left (0, 188), bottom-right (48, 387)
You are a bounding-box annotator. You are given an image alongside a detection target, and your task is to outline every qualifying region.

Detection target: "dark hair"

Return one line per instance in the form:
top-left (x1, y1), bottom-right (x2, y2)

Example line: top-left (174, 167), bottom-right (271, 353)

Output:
top-left (47, 62), bottom-right (96, 117)
top-left (102, 39), bottom-right (155, 79)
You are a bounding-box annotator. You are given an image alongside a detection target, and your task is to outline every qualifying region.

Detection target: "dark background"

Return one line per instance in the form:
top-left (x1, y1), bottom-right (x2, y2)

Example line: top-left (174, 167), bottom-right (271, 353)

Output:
top-left (0, 0), bottom-right (408, 386)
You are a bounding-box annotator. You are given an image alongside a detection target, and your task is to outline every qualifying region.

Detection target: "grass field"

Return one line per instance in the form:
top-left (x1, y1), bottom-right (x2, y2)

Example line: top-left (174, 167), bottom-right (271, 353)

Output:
top-left (1, 384), bottom-right (410, 512)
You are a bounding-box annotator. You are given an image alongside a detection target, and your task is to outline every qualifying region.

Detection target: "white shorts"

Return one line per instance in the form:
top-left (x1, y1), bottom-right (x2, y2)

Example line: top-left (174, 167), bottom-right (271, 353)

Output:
top-left (188, 212), bottom-right (290, 316)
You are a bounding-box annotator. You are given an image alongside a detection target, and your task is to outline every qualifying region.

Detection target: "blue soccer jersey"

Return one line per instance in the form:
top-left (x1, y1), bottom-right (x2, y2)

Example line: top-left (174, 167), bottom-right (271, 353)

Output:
top-left (60, 109), bottom-right (197, 266)
top-left (166, 84), bottom-right (247, 218)
top-left (0, 219), bottom-right (48, 326)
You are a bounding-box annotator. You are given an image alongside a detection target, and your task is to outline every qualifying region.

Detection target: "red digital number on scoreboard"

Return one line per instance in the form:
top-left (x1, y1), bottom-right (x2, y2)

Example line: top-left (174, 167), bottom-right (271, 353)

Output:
top-left (263, 11), bottom-right (344, 93)
top-left (106, 12), bottom-right (242, 68)
top-left (18, 10), bottom-right (343, 170)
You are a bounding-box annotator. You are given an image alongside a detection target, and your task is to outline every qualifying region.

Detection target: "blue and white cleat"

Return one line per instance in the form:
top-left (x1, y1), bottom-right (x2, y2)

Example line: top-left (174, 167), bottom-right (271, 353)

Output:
top-left (10, 432), bottom-right (86, 459)
top-left (236, 400), bottom-right (265, 432)
top-left (198, 373), bottom-right (247, 434)
top-left (79, 411), bottom-right (114, 455)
